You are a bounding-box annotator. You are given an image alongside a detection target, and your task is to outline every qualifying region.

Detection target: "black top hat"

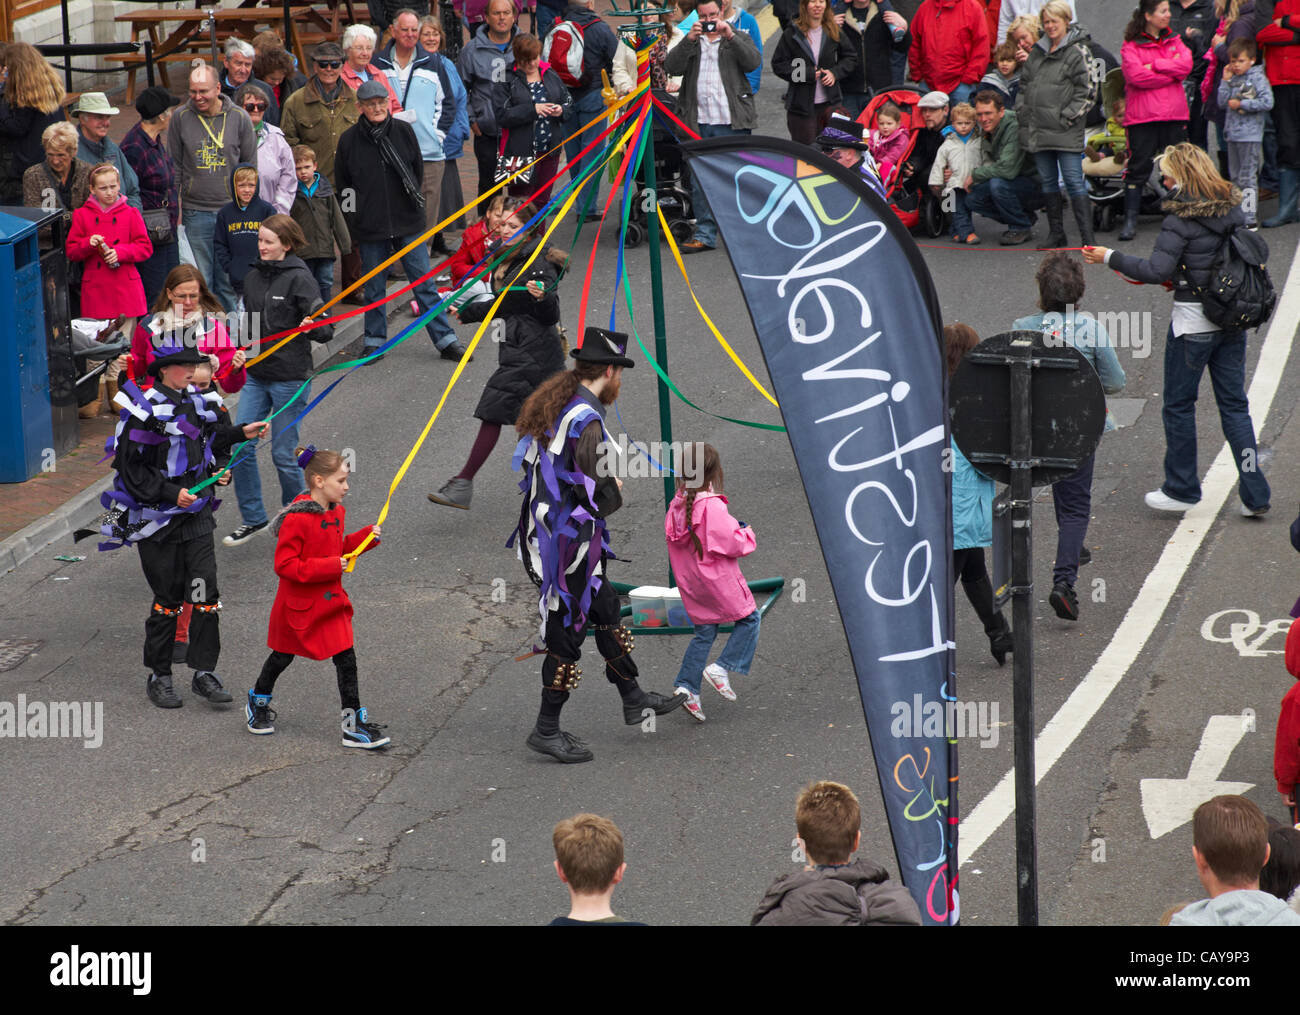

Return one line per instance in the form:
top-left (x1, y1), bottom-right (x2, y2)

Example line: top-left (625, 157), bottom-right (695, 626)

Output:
top-left (148, 344), bottom-right (208, 376)
top-left (572, 327), bottom-right (635, 368)
top-left (816, 112), bottom-right (870, 151)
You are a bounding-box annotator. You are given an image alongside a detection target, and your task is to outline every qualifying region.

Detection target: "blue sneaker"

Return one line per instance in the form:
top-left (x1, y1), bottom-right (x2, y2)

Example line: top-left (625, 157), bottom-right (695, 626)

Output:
top-left (246, 690), bottom-right (275, 735)
top-left (341, 706), bottom-right (390, 749)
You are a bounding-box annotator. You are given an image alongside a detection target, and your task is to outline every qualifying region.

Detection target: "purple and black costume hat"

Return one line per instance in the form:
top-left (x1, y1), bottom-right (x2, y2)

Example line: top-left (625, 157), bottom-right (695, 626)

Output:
top-left (816, 112), bottom-right (871, 151)
top-left (147, 343), bottom-right (208, 377)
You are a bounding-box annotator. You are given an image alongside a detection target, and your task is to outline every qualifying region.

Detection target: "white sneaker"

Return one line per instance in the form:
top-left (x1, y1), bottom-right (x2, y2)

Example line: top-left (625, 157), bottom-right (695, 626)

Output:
top-left (703, 663), bottom-right (737, 701)
top-left (1240, 501), bottom-right (1270, 517)
top-left (676, 688), bottom-right (705, 721)
top-left (1144, 489), bottom-right (1197, 513)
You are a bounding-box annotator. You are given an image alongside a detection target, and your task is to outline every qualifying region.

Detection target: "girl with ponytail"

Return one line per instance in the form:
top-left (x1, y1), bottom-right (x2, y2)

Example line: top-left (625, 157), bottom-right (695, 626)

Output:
top-left (664, 442), bottom-right (761, 722)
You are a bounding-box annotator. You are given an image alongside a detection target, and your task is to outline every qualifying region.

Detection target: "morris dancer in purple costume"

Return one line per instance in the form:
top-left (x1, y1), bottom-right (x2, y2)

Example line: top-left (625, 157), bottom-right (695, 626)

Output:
top-left (83, 344), bottom-right (268, 709)
top-left (510, 328), bottom-right (685, 763)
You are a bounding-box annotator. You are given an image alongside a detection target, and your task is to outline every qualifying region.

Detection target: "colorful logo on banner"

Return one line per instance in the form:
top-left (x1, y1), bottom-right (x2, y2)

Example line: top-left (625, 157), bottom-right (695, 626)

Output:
top-left (684, 137), bottom-right (958, 924)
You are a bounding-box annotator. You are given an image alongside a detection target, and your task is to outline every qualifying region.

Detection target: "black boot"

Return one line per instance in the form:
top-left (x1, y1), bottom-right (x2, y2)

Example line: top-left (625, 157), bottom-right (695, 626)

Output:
top-left (1042, 191), bottom-right (1067, 248)
top-left (962, 576), bottom-right (1014, 667)
top-left (1070, 193), bottom-right (1095, 246)
top-left (1117, 185), bottom-right (1141, 241)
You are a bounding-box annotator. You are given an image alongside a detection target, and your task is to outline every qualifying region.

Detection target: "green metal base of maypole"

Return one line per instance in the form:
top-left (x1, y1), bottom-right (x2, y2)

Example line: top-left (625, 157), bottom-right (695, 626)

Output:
top-left (608, 578), bottom-right (786, 635)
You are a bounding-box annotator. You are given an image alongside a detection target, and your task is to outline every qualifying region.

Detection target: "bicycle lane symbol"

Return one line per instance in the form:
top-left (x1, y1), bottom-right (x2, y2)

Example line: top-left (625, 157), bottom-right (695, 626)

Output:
top-left (1199, 609), bottom-right (1293, 658)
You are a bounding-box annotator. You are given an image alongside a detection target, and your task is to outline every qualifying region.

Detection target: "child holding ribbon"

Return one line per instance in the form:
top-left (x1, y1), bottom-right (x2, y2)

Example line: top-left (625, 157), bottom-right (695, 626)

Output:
top-left (247, 444), bottom-right (388, 749)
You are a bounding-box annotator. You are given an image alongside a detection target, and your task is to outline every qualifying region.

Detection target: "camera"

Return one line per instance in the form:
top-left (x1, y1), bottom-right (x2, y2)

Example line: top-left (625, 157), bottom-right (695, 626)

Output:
top-left (700, 19), bottom-right (718, 32)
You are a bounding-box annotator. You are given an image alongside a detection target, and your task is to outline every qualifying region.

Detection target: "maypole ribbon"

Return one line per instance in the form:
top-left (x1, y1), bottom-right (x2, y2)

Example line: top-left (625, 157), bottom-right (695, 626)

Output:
top-left (341, 124), bottom-right (642, 571)
top-left (245, 85), bottom-right (649, 370)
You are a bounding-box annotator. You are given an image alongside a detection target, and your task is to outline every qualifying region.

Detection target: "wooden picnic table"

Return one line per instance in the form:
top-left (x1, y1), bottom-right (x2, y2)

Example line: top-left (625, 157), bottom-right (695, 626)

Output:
top-left (114, 2), bottom-right (357, 96)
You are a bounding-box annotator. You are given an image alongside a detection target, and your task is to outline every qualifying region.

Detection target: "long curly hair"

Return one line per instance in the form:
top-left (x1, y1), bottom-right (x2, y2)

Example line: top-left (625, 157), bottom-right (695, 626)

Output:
top-left (676, 442), bottom-right (724, 560)
top-left (515, 363), bottom-right (608, 440)
top-left (4, 42), bottom-right (65, 114)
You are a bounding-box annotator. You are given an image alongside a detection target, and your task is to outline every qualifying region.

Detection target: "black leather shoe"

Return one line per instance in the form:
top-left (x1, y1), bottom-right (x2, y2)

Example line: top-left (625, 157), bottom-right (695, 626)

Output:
top-left (440, 341), bottom-right (473, 363)
top-left (999, 229), bottom-right (1032, 246)
top-left (623, 689), bottom-right (687, 725)
top-left (1079, 546), bottom-right (1092, 566)
top-left (1049, 582), bottom-right (1079, 621)
top-left (526, 729), bottom-right (594, 763)
top-left (192, 671), bottom-right (233, 703)
top-left (147, 673), bottom-right (182, 709)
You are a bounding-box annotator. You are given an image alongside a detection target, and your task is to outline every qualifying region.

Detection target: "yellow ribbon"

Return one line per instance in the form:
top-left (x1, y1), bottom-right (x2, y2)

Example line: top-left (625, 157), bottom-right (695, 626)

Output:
top-left (656, 206), bottom-right (779, 408)
top-left (343, 118), bottom-right (645, 571)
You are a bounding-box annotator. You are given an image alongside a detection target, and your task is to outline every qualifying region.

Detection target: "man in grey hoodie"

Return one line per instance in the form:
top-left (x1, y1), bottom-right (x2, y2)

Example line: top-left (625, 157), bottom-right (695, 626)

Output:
top-left (169, 63), bottom-right (258, 291)
top-left (1170, 795), bottom-right (1300, 925)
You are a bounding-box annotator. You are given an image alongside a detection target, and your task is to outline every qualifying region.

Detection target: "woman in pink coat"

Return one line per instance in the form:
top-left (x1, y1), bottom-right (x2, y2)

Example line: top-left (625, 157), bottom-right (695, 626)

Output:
top-left (1118, 0), bottom-right (1192, 239)
top-left (66, 162), bottom-right (152, 324)
top-left (664, 443), bottom-right (761, 722)
top-left (129, 264), bottom-right (247, 392)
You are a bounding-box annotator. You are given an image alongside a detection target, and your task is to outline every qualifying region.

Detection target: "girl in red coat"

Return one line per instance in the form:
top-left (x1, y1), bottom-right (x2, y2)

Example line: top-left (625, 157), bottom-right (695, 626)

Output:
top-left (247, 445), bottom-right (389, 748)
top-left (66, 162), bottom-right (152, 326)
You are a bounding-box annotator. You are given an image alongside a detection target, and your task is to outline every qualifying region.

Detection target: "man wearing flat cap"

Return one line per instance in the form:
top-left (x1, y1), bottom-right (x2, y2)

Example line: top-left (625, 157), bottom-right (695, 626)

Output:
top-left (510, 328), bottom-right (685, 764)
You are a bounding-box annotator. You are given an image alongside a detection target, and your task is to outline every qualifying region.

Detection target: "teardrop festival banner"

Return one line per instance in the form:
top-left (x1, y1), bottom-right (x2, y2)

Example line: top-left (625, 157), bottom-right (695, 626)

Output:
top-left (683, 136), bottom-right (957, 924)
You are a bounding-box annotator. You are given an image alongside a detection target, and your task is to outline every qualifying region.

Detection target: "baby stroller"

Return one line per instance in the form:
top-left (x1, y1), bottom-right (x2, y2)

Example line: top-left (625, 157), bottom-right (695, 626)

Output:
top-left (622, 89), bottom-right (694, 249)
top-left (1085, 68), bottom-right (1169, 233)
top-left (70, 317), bottom-right (130, 417)
top-left (856, 87), bottom-right (925, 232)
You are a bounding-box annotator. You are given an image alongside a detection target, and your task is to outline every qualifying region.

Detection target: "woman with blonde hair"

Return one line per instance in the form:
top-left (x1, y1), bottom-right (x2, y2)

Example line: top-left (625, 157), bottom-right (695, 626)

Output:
top-left (1015, 0), bottom-right (1097, 246)
top-left (772, 0), bottom-right (857, 144)
top-left (1006, 13), bottom-right (1041, 60)
top-left (1083, 142), bottom-right (1269, 518)
top-left (0, 41), bottom-right (67, 205)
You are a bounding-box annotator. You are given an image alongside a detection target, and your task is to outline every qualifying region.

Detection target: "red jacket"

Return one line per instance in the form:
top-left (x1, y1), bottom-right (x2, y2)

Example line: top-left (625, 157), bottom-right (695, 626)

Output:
top-left (130, 314), bottom-right (247, 392)
top-left (267, 495), bottom-right (379, 660)
top-left (447, 216), bottom-right (495, 288)
top-left (1277, 619), bottom-right (1300, 794)
top-left (65, 194), bottom-right (152, 318)
top-left (1258, 0), bottom-right (1300, 88)
top-left (908, 0), bottom-right (990, 95)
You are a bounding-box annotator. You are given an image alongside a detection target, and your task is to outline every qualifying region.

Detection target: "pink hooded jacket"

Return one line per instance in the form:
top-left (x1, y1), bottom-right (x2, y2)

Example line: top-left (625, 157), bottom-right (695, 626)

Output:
top-left (1121, 31), bottom-right (1192, 126)
top-left (665, 490), bottom-right (757, 625)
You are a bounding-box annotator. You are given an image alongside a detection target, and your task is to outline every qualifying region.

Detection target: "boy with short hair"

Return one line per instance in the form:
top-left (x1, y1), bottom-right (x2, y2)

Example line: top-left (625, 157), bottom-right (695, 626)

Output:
top-left (289, 144), bottom-right (352, 304)
top-left (549, 814), bottom-right (646, 925)
top-left (1217, 38), bottom-right (1274, 228)
top-left (214, 163), bottom-right (276, 311)
top-left (929, 102), bottom-right (985, 244)
top-left (1170, 794), bottom-right (1300, 925)
top-left (751, 780), bottom-right (922, 926)
top-left (979, 42), bottom-right (1021, 106)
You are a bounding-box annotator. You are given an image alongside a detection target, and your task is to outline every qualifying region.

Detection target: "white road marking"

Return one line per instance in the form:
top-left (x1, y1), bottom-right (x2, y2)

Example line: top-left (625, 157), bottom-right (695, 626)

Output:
top-left (959, 237), bottom-right (1300, 867)
top-left (1139, 715), bottom-right (1255, 840)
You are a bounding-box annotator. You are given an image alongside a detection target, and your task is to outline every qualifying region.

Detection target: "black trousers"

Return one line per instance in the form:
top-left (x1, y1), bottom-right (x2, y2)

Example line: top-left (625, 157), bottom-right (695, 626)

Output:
top-left (1125, 119), bottom-right (1188, 192)
top-left (473, 132), bottom-right (499, 200)
top-left (541, 578), bottom-right (639, 690)
top-left (1273, 85), bottom-right (1300, 170)
top-left (138, 532), bottom-right (220, 676)
top-left (255, 648), bottom-right (360, 711)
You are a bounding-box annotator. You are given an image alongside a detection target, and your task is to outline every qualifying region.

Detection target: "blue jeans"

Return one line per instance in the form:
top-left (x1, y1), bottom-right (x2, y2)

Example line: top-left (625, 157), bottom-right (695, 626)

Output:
top-left (359, 236), bottom-right (457, 352)
top-left (1161, 325), bottom-right (1271, 510)
top-left (950, 188), bottom-right (973, 236)
top-left (691, 124), bottom-right (751, 246)
top-left (306, 256), bottom-right (334, 305)
top-left (965, 174), bottom-right (1039, 231)
top-left (231, 375), bottom-right (309, 526)
top-left (137, 237), bottom-right (179, 309)
top-left (1034, 149), bottom-right (1087, 197)
top-left (181, 208), bottom-right (218, 292)
top-left (565, 88), bottom-right (607, 218)
top-left (673, 609), bottom-right (761, 694)
top-left (1051, 451), bottom-right (1094, 588)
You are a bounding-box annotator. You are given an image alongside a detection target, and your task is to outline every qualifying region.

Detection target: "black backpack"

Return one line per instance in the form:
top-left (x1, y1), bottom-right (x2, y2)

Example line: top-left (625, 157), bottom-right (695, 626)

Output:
top-left (1191, 224), bottom-right (1277, 330)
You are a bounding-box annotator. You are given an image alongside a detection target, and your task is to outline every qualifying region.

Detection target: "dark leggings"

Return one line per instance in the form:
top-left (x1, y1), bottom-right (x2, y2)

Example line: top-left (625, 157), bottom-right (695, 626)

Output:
top-left (255, 647), bottom-right (360, 711)
top-left (1125, 119), bottom-right (1188, 192)
top-left (456, 420), bottom-right (502, 481)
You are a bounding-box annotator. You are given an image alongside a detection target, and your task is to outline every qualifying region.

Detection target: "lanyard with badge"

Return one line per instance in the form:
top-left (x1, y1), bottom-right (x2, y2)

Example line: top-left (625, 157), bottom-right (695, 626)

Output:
top-left (196, 111), bottom-right (228, 172)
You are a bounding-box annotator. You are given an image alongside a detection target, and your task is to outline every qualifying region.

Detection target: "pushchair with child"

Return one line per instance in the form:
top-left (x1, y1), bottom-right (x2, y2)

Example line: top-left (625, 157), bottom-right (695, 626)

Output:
top-left (1085, 68), bottom-right (1169, 233)
top-left (621, 89), bottom-right (695, 249)
top-left (855, 87), bottom-right (928, 232)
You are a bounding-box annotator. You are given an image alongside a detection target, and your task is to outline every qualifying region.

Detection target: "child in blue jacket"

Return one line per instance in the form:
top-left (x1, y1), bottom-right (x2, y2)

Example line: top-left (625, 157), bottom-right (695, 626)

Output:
top-left (214, 163), bottom-right (276, 312)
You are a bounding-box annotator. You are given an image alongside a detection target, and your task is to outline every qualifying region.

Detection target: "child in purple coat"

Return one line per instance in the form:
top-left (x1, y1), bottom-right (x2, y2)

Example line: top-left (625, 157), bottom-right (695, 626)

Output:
top-left (664, 443), bottom-right (760, 722)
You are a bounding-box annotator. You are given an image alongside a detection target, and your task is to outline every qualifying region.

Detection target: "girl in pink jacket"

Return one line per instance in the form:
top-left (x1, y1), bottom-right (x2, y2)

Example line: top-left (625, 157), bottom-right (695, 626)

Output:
top-left (66, 163), bottom-right (152, 322)
top-left (1117, 0), bottom-right (1192, 239)
top-left (664, 443), bottom-right (760, 722)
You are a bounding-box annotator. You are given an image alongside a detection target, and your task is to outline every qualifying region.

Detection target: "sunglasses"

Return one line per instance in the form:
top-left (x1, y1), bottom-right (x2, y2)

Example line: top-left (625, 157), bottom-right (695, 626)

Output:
top-left (316, 60), bottom-right (342, 69)
top-left (244, 101), bottom-right (268, 111)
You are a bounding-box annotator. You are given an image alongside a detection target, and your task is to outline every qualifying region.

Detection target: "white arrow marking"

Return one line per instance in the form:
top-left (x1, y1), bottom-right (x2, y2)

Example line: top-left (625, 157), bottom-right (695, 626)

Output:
top-left (1139, 715), bottom-right (1255, 840)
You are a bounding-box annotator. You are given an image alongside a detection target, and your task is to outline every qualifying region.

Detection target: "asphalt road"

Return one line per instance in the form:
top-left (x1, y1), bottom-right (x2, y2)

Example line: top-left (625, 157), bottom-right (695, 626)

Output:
top-left (2, 3), bottom-right (1299, 926)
